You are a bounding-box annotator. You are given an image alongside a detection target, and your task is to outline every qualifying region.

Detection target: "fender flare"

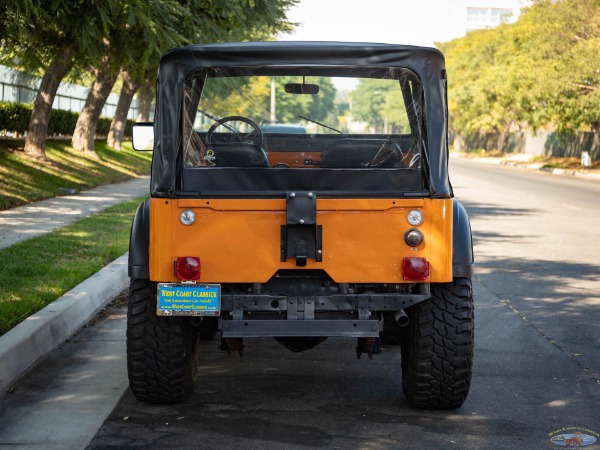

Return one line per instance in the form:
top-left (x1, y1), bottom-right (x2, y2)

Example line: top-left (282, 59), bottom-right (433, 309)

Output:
top-left (128, 198), bottom-right (150, 279)
top-left (452, 199), bottom-right (474, 278)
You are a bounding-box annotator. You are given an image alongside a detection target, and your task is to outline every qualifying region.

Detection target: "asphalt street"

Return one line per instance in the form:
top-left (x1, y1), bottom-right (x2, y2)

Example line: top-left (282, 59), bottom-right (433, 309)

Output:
top-left (449, 158), bottom-right (600, 380)
top-left (0, 159), bottom-right (598, 449)
top-left (90, 159), bottom-right (600, 449)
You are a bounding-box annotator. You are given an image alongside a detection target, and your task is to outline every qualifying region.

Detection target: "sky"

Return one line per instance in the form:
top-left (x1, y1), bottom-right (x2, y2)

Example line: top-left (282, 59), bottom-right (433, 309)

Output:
top-left (277, 0), bottom-right (467, 48)
top-left (278, 0), bottom-right (531, 47)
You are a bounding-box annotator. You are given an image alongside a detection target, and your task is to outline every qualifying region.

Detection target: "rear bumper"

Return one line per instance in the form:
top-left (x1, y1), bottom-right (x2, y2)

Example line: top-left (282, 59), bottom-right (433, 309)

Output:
top-left (220, 291), bottom-right (430, 338)
top-left (222, 318), bottom-right (383, 337)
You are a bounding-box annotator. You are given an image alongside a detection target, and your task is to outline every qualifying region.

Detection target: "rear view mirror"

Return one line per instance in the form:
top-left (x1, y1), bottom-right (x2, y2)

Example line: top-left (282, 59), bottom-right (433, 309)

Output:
top-left (284, 83), bottom-right (319, 95)
top-left (132, 122), bottom-right (154, 151)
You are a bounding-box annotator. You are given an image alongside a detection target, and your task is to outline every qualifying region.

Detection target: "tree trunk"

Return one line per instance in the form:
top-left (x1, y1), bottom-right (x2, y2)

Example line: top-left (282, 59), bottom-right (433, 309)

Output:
top-left (136, 79), bottom-right (153, 122)
top-left (23, 47), bottom-right (76, 158)
top-left (107, 70), bottom-right (140, 150)
top-left (71, 61), bottom-right (118, 154)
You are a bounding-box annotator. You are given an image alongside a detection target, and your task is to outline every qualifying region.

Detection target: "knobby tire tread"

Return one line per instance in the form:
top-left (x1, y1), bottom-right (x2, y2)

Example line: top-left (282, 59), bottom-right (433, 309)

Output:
top-left (402, 277), bottom-right (474, 409)
top-left (126, 279), bottom-right (198, 404)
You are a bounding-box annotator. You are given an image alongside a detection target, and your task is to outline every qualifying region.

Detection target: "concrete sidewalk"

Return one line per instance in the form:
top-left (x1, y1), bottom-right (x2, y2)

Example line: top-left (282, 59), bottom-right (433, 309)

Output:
top-left (0, 175), bottom-right (150, 250)
top-left (0, 176), bottom-right (149, 395)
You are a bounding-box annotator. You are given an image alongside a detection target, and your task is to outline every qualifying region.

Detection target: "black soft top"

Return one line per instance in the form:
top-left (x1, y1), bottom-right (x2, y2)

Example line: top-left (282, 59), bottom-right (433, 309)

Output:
top-left (152, 41), bottom-right (451, 198)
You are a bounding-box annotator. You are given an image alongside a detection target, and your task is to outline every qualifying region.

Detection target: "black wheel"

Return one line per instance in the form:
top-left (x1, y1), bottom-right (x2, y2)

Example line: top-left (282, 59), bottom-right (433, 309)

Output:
top-left (401, 278), bottom-right (474, 409)
top-left (126, 279), bottom-right (199, 403)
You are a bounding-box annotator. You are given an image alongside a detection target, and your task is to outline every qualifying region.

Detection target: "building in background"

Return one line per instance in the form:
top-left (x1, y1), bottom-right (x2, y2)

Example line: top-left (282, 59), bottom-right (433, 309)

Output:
top-left (465, 0), bottom-right (529, 33)
top-left (279, 0), bottom-right (533, 48)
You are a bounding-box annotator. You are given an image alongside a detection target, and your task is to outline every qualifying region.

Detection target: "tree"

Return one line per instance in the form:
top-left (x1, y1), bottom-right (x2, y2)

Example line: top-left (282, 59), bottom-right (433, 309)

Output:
top-left (350, 78), bottom-right (410, 133)
top-left (71, 56), bottom-right (120, 154)
top-left (438, 0), bottom-right (600, 135)
top-left (307, 78), bottom-right (336, 123)
top-left (267, 76), bottom-right (336, 124)
top-left (199, 75), bottom-right (336, 128)
top-left (107, 70), bottom-right (140, 149)
top-left (135, 80), bottom-right (153, 122)
top-left (351, 79), bottom-right (394, 131)
top-left (179, 0), bottom-right (296, 44)
top-left (532, 0), bottom-right (600, 131)
top-left (0, 0), bottom-right (116, 158)
top-left (73, 0), bottom-right (186, 153)
top-left (100, 0), bottom-right (297, 151)
top-left (1, 0), bottom-right (297, 155)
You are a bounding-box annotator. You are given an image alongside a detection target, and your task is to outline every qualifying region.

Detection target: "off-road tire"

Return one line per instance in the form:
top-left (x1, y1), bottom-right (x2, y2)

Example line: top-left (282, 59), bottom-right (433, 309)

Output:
top-left (126, 279), bottom-right (199, 403)
top-left (401, 277), bottom-right (474, 409)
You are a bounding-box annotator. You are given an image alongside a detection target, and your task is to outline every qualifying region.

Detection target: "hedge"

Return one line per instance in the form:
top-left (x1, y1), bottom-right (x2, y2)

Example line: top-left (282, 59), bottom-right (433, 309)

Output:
top-left (0, 101), bottom-right (134, 137)
top-left (0, 101), bottom-right (30, 135)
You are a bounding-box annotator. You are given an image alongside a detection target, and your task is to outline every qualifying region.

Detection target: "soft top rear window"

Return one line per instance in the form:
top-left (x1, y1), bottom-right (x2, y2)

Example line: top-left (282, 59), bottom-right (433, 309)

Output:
top-left (181, 66), bottom-right (426, 196)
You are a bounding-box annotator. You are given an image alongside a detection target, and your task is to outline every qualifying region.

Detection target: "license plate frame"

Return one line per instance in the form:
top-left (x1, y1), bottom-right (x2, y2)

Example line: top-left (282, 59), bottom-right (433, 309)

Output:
top-left (156, 283), bottom-right (221, 317)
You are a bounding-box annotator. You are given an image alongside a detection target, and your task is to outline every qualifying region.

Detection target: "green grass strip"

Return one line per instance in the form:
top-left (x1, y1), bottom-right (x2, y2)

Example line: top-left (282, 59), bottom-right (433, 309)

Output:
top-left (0, 196), bottom-right (147, 335)
top-left (0, 140), bottom-right (152, 210)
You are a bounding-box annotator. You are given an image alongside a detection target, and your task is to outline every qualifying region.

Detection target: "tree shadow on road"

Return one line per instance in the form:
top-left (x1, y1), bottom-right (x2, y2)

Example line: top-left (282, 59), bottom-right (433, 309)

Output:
top-left (458, 200), bottom-right (599, 353)
top-left (460, 200), bottom-right (543, 221)
top-left (459, 200), bottom-right (543, 246)
top-left (459, 201), bottom-right (599, 313)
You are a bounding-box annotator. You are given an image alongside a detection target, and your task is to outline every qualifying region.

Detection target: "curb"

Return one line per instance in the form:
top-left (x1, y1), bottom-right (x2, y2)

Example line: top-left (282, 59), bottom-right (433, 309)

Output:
top-left (450, 154), bottom-right (600, 182)
top-left (499, 160), bottom-right (600, 181)
top-left (0, 253), bottom-right (129, 395)
top-left (538, 166), bottom-right (600, 181)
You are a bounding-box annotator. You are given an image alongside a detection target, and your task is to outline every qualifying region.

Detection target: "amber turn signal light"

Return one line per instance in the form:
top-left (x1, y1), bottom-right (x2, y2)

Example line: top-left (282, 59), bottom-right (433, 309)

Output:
top-left (175, 256), bottom-right (201, 281)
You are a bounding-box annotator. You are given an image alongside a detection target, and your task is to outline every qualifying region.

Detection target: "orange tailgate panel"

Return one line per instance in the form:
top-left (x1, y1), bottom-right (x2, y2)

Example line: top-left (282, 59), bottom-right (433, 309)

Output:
top-left (149, 198), bottom-right (453, 283)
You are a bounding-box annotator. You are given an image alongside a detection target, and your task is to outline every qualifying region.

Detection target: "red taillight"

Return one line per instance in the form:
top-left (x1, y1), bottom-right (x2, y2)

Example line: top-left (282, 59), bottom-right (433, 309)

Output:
top-left (175, 257), bottom-right (201, 281)
top-left (402, 257), bottom-right (429, 280)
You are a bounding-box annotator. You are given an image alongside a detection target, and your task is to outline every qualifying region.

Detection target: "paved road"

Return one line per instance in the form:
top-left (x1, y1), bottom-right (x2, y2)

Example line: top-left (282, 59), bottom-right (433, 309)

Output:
top-left (87, 290), bottom-right (598, 449)
top-left (87, 159), bottom-right (599, 449)
top-left (1, 160), bottom-right (598, 449)
top-left (0, 176), bottom-right (149, 250)
top-left (449, 158), bottom-right (600, 380)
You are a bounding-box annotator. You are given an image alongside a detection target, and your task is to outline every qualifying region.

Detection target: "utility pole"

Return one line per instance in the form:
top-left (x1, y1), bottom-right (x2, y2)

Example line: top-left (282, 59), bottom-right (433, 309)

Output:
top-left (270, 77), bottom-right (276, 123)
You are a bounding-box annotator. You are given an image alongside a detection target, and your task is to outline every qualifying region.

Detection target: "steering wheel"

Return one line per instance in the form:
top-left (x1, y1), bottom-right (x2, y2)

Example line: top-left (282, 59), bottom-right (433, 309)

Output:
top-left (206, 116), bottom-right (263, 147)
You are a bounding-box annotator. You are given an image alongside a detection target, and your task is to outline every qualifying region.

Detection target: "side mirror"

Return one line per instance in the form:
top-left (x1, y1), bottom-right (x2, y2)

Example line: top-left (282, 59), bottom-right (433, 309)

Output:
top-left (132, 122), bottom-right (154, 151)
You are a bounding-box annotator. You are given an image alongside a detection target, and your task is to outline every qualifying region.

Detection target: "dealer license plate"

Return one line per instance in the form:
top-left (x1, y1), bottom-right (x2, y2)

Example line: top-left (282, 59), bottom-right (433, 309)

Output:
top-left (157, 283), bottom-right (221, 316)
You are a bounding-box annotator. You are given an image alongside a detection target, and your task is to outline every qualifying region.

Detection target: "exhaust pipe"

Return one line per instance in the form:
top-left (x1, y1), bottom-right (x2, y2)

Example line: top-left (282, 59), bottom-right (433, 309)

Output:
top-left (394, 309), bottom-right (409, 327)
